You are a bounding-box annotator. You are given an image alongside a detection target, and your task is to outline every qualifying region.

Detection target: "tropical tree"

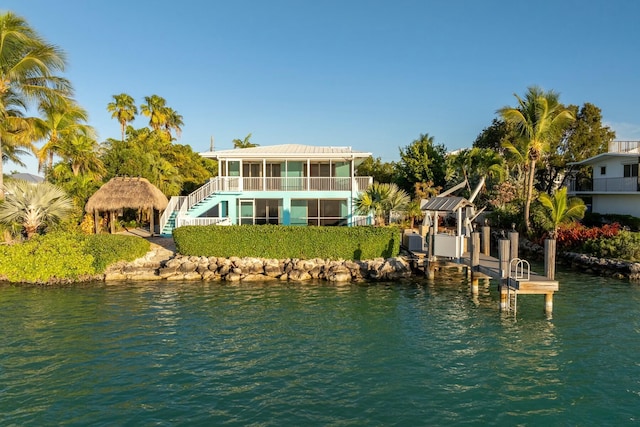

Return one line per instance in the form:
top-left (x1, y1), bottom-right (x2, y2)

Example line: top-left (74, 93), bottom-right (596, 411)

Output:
top-left (396, 133), bottom-right (447, 196)
top-left (233, 133), bottom-right (258, 149)
top-left (107, 93), bottom-right (137, 142)
top-left (356, 156), bottom-right (396, 183)
top-left (0, 12), bottom-right (71, 198)
top-left (538, 187), bottom-right (586, 238)
top-left (33, 96), bottom-right (91, 172)
top-left (0, 180), bottom-right (73, 239)
top-left (354, 182), bottom-right (409, 226)
top-left (164, 107), bottom-right (183, 140)
top-left (140, 95), bottom-right (168, 131)
top-left (498, 86), bottom-right (575, 233)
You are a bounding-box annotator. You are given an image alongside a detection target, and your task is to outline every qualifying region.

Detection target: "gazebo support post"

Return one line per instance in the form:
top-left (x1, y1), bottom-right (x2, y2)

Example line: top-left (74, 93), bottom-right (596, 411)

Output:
top-left (93, 209), bottom-right (100, 234)
top-left (110, 211), bottom-right (116, 234)
top-left (149, 208), bottom-right (155, 236)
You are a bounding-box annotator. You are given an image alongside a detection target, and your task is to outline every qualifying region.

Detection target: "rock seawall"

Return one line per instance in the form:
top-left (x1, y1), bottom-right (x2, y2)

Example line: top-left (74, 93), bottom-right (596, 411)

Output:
top-left (105, 253), bottom-right (413, 283)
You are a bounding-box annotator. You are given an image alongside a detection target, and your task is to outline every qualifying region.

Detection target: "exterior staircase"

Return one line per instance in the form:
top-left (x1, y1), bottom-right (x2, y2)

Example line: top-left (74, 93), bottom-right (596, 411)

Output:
top-left (159, 177), bottom-right (236, 236)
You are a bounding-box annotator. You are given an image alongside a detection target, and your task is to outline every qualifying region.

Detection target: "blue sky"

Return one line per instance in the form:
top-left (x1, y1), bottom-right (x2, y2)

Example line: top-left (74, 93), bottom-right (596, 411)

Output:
top-left (4, 0), bottom-right (640, 174)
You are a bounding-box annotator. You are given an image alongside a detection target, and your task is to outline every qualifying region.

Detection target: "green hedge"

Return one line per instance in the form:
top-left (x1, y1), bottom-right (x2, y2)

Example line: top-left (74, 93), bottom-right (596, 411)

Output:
top-left (0, 233), bottom-right (150, 284)
top-left (173, 225), bottom-right (401, 260)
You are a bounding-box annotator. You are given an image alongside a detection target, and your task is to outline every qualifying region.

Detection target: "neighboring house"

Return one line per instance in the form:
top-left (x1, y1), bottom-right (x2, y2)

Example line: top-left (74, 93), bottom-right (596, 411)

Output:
top-left (566, 140), bottom-right (640, 217)
top-left (159, 144), bottom-right (373, 235)
top-left (9, 172), bottom-right (44, 184)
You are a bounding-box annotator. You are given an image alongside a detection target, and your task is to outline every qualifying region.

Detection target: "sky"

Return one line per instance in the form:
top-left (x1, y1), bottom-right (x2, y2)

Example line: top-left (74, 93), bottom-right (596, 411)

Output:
top-left (4, 0), bottom-right (640, 175)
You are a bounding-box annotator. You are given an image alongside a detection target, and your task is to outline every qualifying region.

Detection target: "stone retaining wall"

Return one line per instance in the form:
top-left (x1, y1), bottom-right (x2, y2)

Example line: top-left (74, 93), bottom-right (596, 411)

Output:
top-left (104, 254), bottom-right (413, 283)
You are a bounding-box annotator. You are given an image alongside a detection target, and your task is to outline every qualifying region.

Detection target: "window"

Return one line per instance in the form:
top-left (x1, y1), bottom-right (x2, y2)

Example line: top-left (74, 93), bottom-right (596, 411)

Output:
top-left (291, 199), bottom-right (347, 226)
top-left (600, 166), bottom-right (606, 175)
top-left (623, 163), bottom-right (638, 178)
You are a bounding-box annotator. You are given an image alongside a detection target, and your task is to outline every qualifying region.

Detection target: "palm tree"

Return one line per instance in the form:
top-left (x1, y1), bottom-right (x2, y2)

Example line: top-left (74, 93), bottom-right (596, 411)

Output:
top-left (233, 133), bottom-right (258, 149)
top-left (140, 95), bottom-right (168, 131)
top-left (34, 97), bottom-right (91, 172)
top-left (107, 93), bottom-right (137, 142)
top-left (539, 187), bottom-right (586, 238)
top-left (354, 182), bottom-right (409, 226)
top-left (0, 89), bottom-right (37, 168)
top-left (0, 180), bottom-right (73, 239)
top-left (0, 12), bottom-right (71, 198)
top-left (164, 107), bottom-right (184, 140)
top-left (53, 130), bottom-right (105, 178)
top-left (498, 86), bottom-right (575, 233)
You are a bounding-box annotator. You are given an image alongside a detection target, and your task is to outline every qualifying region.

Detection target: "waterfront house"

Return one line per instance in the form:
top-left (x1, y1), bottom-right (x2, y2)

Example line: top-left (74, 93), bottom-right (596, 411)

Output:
top-left (566, 140), bottom-right (640, 217)
top-left (159, 144), bottom-right (373, 235)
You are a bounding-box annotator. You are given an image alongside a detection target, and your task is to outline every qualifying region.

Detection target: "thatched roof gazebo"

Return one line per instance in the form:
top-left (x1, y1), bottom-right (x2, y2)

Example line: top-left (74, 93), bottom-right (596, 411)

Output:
top-left (85, 177), bottom-right (169, 235)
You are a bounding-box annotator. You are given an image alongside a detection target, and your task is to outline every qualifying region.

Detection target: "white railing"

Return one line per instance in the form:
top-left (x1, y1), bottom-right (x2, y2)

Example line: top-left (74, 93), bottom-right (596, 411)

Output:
top-left (240, 176), bottom-right (372, 192)
top-left (159, 196), bottom-right (187, 233)
top-left (609, 140), bottom-right (640, 153)
top-left (593, 177), bottom-right (639, 192)
top-left (352, 215), bottom-right (373, 226)
top-left (176, 216), bottom-right (232, 227)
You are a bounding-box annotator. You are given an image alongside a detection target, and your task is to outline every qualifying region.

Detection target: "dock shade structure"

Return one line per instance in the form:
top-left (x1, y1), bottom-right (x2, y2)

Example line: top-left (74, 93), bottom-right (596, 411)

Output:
top-left (85, 177), bottom-right (169, 235)
top-left (421, 196), bottom-right (475, 259)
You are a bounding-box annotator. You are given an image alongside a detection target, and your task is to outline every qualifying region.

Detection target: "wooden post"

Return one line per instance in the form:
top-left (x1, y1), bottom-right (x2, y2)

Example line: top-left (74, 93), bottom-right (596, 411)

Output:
top-left (498, 239), bottom-right (510, 279)
top-left (545, 293), bottom-right (553, 314)
top-left (500, 286), bottom-right (509, 311)
top-left (110, 211), bottom-right (116, 234)
top-left (481, 225), bottom-right (490, 255)
top-left (93, 209), bottom-right (100, 234)
top-left (426, 260), bottom-right (435, 280)
top-left (509, 230), bottom-right (519, 261)
top-left (545, 239), bottom-right (556, 280)
top-left (471, 232), bottom-right (480, 270)
top-left (150, 208), bottom-right (155, 236)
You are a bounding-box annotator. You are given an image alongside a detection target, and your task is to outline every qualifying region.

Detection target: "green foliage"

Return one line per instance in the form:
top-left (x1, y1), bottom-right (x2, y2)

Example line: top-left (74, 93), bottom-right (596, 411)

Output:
top-left (396, 133), bottom-right (447, 195)
top-left (174, 225), bottom-right (401, 260)
top-left (581, 231), bottom-right (640, 261)
top-left (354, 183), bottom-right (410, 226)
top-left (582, 212), bottom-right (640, 231)
top-left (0, 234), bottom-right (95, 283)
top-left (538, 187), bottom-right (586, 237)
top-left (83, 234), bottom-right (150, 271)
top-left (356, 156), bottom-right (397, 183)
top-left (0, 232), bottom-right (150, 283)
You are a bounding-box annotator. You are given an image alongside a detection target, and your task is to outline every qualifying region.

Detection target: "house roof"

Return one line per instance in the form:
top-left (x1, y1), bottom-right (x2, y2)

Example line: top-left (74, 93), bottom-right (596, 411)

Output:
top-left (568, 152), bottom-right (640, 166)
top-left (85, 177), bottom-right (168, 213)
top-left (421, 196), bottom-right (474, 212)
top-left (201, 144), bottom-right (371, 161)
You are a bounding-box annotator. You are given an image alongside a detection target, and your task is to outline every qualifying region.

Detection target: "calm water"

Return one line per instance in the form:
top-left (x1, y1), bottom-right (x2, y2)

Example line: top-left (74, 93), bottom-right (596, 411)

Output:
top-left (1, 268), bottom-right (639, 426)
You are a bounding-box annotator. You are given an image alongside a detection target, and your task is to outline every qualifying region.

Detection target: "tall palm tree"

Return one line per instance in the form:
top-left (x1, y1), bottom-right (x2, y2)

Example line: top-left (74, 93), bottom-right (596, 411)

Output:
top-left (0, 89), bottom-right (36, 167)
top-left (164, 107), bottom-right (183, 140)
top-left (34, 96), bottom-right (91, 172)
top-left (539, 187), bottom-right (586, 238)
top-left (0, 180), bottom-right (73, 239)
top-left (0, 12), bottom-right (71, 198)
top-left (498, 86), bottom-right (575, 233)
top-left (54, 131), bottom-right (105, 178)
top-left (107, 93), bottom-right (137, 142)
top-left (140, 95), bottom-right (168, 131)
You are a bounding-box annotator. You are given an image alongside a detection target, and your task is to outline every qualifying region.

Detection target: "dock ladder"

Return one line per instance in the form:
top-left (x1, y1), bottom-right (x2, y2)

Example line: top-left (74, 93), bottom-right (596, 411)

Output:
top-left (506, 258), bottom-right (530, 315)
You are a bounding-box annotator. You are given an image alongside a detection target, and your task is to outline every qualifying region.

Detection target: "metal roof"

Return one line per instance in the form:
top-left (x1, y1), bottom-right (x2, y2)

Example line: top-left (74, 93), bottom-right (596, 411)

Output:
top-left (201, 144), bottom-right (371, 160)
top-left (420, 196), bottom-right (474, 212)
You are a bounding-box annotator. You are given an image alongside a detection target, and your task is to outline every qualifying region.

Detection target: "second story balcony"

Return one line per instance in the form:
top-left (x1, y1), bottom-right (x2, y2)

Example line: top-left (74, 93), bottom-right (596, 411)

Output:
top-left (567, 176), bottom-right (640, 193)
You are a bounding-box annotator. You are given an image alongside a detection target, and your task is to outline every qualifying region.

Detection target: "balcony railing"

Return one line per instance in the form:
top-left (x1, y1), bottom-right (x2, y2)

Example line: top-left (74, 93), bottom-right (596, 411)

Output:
top-left (567, 177), bottom-right (639, 192)
top-left (608, 141), bottom-right (640, 153)
top-left (237, 176), bottom-right (372, 192)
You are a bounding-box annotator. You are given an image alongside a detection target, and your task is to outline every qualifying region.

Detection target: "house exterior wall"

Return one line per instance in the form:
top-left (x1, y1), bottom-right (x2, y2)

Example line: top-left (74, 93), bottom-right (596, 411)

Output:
top-left (591, 194), bottom-right (640, 217)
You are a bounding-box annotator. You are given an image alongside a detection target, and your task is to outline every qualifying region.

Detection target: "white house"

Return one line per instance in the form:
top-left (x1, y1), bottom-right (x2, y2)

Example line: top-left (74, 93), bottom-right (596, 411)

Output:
top-left (566, 140), bottom-right (640, 217)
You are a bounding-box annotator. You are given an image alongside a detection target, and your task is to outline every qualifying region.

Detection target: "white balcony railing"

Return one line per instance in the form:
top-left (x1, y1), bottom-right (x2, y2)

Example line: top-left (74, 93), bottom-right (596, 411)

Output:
top-left (567, 177), bottom-right (639, 192)
top-left (609, 141), bottom-right (640, 153)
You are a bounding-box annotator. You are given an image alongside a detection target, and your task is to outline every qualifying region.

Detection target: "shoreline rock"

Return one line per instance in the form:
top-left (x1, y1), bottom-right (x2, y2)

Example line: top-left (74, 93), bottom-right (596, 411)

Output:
top-left (104, 253), bottom-right (413, 283)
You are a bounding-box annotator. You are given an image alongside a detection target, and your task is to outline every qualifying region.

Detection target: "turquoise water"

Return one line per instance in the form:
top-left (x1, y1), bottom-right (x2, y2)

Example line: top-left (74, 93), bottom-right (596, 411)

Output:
top-left (1, 268), bottom-right (639, 426)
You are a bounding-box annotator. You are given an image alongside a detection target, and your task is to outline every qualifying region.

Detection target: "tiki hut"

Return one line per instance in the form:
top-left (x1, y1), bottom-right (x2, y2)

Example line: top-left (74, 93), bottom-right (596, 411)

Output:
top-left (85, 177), bottom-right (169, 235)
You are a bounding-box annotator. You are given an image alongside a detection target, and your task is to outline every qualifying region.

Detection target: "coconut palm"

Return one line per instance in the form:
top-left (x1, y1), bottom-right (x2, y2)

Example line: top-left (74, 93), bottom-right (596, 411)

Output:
top-left (354, 182), bottom-right (409, 226)
top-left (539, 187), bottom-right (586, 238)
top-left (0, 180), bottom-right (73, 238)
top-left (0, 12), bottom-right (71, 198)
top-left (107, 93), bottom-right (137, 142)
top-left (140, 95), bottom-right (168, 131)
top-left (53, 130), bottom-right (105, 178)
top-left (498, 86), bottom-right (575, 233)
top-left (34, 97), bottom-right (91, 172)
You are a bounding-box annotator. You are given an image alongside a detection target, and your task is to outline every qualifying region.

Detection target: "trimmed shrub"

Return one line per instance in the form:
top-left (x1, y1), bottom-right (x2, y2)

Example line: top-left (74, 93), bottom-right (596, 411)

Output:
top-left (0, 232), bottom-right (150, 284)
top-left (581, 231), bottom-right (640, 261)
top-left (173, 225), bottom-right (401, 260)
